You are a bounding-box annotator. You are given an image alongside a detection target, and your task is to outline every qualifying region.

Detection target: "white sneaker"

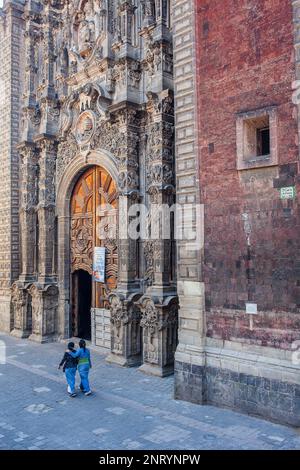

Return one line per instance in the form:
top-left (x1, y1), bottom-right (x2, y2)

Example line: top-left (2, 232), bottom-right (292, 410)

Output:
top-left (85, 391), bottom-right (92, 396)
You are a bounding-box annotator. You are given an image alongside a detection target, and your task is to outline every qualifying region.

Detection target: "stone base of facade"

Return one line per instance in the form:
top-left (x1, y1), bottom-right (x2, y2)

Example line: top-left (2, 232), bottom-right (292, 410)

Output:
top-left (0, 298), bottom-right (13, 334)
top-left (11, 328), bottom-right (30, 339)
top-left (175, 349), bottom-right (300, 427)
top-left (106, 352), bottom-right (142, 368)
top-left (139, 362), bottom-right (174, 378)
top-left (28, 333), bottom-right (56, 344)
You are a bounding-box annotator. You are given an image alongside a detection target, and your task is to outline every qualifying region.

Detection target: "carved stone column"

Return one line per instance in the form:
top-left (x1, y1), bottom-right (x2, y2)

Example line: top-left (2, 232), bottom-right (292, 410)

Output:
top-left (142, 0), bottom-right (156, 28)
top-left (11, 143), bottom-right (38, 338)
top-left (28, 284), bottom-right (58, 343)
top-left (35, 138), bottom-right (57, 285)
top-left (21, 8), bottom-right (41, 142)
top-left (29, 137), bottom-right (58, 342)
top-left (107, 107), bottom-right (142, 366)
top-left (11, 282), bottom-right (32, 338)
top-left (139, 296), bottom-right (178, 376)
top-left (118, 0), bottom-right (135, 45)
top-left (18, 144), bottom-right (38, 283)
top-left (140, 91), bottom-right (178, 375)
top-left (107, 292), bottom-right (142, 366)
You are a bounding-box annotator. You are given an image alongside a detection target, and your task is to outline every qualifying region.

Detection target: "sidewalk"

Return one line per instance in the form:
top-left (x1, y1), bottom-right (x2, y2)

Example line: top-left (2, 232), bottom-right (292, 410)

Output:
top-left (0, 333), bottom-right (299, 450)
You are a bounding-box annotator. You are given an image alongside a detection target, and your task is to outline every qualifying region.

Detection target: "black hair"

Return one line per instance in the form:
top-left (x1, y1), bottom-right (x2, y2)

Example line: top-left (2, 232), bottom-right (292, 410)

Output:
top-left (79, 339), bottom-right (86, 351)
top-left (68, 341), bottom-right (75, 350)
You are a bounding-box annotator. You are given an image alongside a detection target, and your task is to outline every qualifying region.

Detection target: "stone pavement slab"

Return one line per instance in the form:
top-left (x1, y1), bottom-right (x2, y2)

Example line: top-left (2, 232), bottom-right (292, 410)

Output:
top-left (0, 333), bottom-right (299, 450)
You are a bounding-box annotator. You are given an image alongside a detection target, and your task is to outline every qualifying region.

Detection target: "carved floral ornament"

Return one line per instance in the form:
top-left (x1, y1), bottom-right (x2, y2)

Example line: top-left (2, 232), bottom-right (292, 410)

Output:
top-left (109, 293), bottom-right (142, 326)
top-left (139, 296), bottom-right (179, 335)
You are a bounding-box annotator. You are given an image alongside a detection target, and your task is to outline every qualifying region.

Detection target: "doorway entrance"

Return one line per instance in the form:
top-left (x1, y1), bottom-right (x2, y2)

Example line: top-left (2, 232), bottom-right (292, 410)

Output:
top-left (72, 269), bottom-right (92, 340)
top-left (70, 165), bottom-right (118, 340)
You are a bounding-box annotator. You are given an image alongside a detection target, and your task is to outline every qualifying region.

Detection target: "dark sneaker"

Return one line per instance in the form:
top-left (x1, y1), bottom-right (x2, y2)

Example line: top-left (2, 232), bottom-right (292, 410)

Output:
top-left (84, 391), bottom-right (91, 396)
top-left (70, 393), bottom-right (77, 398)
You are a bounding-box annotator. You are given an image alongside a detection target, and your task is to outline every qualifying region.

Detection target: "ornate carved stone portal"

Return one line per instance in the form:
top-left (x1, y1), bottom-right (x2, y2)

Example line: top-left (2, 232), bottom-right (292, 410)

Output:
top-left (11, 0), bottom-right (177, 374)
top-left (71, 165), bottom-right (118, 337)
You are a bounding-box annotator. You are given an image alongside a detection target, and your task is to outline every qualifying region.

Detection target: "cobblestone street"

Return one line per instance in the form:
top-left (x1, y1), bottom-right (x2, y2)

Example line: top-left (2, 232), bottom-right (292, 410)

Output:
top-left (0, 333), bottom-right (299, 450)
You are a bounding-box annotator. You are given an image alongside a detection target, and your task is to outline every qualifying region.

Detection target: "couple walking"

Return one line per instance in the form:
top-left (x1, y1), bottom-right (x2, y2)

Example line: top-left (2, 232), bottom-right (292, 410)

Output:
top-left (58, 339), bottom-right (92, 398)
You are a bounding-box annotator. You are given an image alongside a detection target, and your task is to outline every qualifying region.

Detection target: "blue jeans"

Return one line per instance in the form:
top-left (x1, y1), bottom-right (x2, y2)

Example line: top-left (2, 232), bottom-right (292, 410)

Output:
top-left (78, 364), bottom-right (90, 392)
top-left (65, 367), bottom-right (77, 394)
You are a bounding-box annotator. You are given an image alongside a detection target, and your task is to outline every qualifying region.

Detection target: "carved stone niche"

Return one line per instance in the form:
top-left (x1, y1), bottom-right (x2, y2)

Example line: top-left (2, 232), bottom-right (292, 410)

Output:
top-left (106, 292), bottom-right (142, 367)
top-left (28, 284), bottom-right (59, 343)
top-left (11, 282), bottom-right (32, 339)
top-left (138, 295), bottom-right (178, 377)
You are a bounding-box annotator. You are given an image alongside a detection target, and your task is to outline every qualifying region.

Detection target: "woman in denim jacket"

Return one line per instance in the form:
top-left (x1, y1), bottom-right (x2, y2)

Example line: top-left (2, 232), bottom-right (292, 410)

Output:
top-left (70, 339), bottom-right (92, 396)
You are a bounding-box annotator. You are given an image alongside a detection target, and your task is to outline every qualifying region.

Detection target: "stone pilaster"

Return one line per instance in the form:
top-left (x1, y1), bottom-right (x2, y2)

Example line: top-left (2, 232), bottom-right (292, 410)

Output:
top-left (28, 283), bottom-right (58, 343)
top-left (0, 0), bottom-right (25, 332)
top-left (18, 143), bottom-right (38, 282)
top-left (26, 136), bottom-right (58, 343)
top-left (21, 2), bottom-right (41, 143)
top-left (140, 88), bottom-right (178, 376)
top-left (139, 296), bottom-right (178, 377)
top-left (173, 0), bottom-right (206, 402)
top-left (35, 138), bottom-right (57, 285)
top-left (107, 292), bottom-right (142, 367)
top-left (107, 107), bottom-right (142, 366)
top-left (11, 282), bottom-right (31, 339)
top-left (11, 142), bottom-right (38, 338)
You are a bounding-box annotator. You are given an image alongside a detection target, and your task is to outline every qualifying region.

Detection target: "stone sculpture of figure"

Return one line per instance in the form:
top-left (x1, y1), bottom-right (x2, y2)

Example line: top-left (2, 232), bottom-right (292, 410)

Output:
top-left (78, 0), bottom-right (96, 56)
top-left (142, 0), bottom-right (155, 27)
top-left (95, 0), bottom-right (107, 36)
top-left (145, 0), bottom-right (155, 18)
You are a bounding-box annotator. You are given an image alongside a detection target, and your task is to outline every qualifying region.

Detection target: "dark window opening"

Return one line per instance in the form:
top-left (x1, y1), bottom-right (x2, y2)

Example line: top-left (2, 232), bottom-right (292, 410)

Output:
top-left (257, 127), bottom-right (270, 156)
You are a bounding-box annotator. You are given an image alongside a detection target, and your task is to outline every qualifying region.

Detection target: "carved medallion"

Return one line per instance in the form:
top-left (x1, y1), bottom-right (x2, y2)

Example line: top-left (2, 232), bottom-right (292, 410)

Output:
top-left (75, 111), bottom-right (95, 145)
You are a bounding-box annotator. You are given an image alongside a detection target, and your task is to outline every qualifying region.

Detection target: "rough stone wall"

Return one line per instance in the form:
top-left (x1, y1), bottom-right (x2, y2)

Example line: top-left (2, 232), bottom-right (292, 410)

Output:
top-left (0, 1), bottom-right (24, 332)
top-left (196, 0), bottom-right (300, 345)
top-left (174, 0), bottom-right (300, 426)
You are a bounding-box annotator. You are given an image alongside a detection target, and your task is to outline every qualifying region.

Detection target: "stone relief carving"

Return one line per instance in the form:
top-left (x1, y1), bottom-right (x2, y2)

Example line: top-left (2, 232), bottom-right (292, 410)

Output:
top-left (109, 293), bottom-right (142, 363)
top-left (143, 241), bottom-right (154, 286)
top-left (71, 217), bottom-right (94, 274)
top-left (57, 133), bottom-right (79, 184)
top-left (75, 111), bottom-right (95, 144)
top-left (29, 284), bottom-right (58, 339)
top-left (139, 296), bottom-right (178, 369)
top-left (11, 283), bottom-right (30, 334)
top-left (14, 1), bottom-right (176, 360)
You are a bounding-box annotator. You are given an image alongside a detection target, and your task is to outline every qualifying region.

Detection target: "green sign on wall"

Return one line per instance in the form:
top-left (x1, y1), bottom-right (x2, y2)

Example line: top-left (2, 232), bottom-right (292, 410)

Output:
top-left (280, 186), bottom-right (296, 200)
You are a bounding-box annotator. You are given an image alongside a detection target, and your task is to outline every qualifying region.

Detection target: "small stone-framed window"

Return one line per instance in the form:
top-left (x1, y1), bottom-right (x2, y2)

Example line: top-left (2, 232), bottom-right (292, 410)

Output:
top-left (236, 107), bottom-right (278, 170)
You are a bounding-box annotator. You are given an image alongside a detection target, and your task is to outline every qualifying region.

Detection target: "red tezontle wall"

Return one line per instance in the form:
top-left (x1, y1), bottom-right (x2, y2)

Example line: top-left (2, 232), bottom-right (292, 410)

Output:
top-left (195, 0), bottom-right (300, 348)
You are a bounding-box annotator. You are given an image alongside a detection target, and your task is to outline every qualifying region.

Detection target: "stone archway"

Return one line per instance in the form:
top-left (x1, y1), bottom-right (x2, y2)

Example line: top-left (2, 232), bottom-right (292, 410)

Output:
top-left (70, 164), bottom-right (118, 341)
top-left (56, 151), bottom-right (119, 341)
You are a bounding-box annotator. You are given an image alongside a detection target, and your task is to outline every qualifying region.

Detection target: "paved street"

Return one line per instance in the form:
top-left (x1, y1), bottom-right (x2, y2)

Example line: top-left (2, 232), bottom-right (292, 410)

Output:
top-left (0, 333), bottom-right (299, 450)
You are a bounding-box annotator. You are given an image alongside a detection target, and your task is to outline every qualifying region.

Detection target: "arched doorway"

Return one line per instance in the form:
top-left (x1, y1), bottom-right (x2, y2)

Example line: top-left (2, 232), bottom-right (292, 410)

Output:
top-left (70, 165), bottom-right (118, 340)
top-left (72, 269), bottom-right (92, 339)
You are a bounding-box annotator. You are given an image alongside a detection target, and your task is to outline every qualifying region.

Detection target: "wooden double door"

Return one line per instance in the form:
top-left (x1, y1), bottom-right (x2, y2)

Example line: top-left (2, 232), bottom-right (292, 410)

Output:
top-left (70, 166), bottom-right (118, 338)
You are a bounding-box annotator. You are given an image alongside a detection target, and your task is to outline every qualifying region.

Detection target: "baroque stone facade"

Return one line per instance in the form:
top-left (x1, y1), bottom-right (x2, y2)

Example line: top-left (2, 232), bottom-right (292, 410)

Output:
top-left (0, 0), bottom-right (178, 376)
top-left (1, 0), bottom-right (300, 427)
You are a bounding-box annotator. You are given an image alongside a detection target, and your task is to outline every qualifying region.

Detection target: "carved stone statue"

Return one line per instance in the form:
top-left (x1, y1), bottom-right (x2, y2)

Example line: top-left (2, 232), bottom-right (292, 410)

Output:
top-left (78, 1), bottom-right (96, 57)
top-left (94, 0), bottom-right (107, 36)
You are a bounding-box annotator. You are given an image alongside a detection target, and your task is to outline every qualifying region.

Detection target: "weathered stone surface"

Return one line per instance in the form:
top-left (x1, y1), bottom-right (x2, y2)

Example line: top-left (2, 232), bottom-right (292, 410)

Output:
top-left (0, 1), bottom-right (177, 370)
top-left (175, 360), bottom-right (300, 427)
